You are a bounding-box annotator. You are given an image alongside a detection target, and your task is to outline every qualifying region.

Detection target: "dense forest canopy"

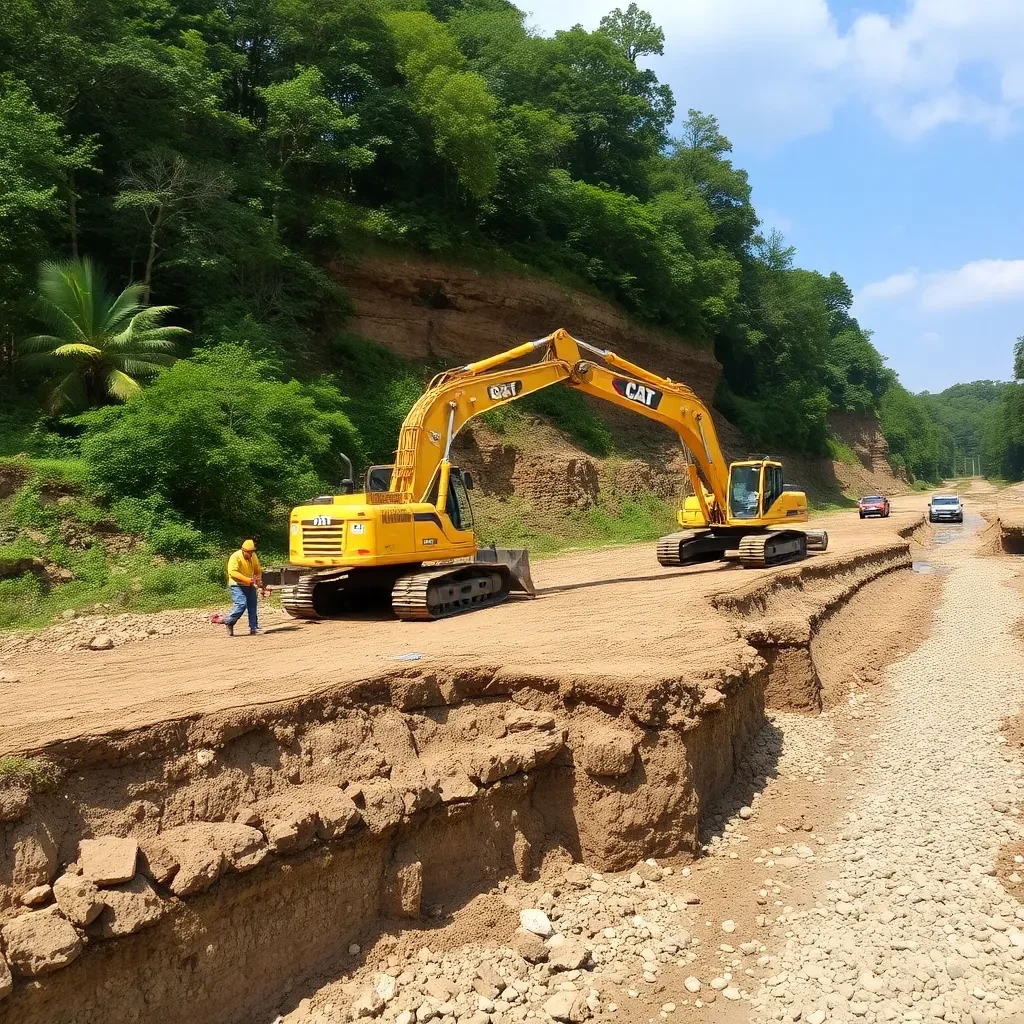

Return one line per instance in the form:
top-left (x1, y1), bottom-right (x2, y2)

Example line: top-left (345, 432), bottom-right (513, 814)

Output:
top-left (2, 0), bottom-right (1022, 522)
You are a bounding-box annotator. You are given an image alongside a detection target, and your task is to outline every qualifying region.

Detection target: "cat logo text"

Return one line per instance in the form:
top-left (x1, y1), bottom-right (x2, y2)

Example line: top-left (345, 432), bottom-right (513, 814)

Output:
top-left (612, 376), bottom-right (663, 410)
top-left (487, 380), bottom-right (522, 402)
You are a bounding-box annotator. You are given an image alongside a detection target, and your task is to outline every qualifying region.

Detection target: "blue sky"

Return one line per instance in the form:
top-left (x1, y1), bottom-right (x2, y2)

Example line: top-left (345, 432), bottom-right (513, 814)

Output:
top-left (528, 0), bottom-right (1024, 393)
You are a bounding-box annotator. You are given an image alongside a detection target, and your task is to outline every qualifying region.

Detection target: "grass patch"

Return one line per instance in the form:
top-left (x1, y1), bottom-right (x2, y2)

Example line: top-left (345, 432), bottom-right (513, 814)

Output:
top-left (0, 456), bottom-right (273, 631)
top-left (473, 490), bottom-right (675, 556)
top-left (825, 435), bottom-right (860, 466)
top-left (0, 755), bottom-right (62, 791)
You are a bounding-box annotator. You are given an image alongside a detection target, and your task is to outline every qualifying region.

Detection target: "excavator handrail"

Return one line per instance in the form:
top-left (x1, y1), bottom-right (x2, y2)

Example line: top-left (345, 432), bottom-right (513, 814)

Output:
top-left (386, 329), bottom-right (731, 523)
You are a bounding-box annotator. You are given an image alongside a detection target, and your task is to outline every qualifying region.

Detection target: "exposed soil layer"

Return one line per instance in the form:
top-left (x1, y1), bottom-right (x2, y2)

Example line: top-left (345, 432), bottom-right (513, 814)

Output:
top-left (0, 500), bottom-right (936, 1023)
top-left (334, 254), bottom-right (909, 519)
top-left (332, 256), bottom-right (725, 406)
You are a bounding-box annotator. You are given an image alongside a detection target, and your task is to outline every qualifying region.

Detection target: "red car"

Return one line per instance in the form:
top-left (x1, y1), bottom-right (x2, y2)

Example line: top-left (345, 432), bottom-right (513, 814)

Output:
top-left (858, 495), bottom-right (890, 519)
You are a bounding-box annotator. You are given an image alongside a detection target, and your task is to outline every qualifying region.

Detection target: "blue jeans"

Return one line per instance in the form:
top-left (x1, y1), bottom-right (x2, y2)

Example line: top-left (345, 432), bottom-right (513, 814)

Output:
top-left (225, 584), bottom-right (258, 632)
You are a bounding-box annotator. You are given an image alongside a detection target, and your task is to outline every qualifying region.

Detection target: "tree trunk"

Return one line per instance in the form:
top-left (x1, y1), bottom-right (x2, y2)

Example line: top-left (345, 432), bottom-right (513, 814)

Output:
top-left (67, 170), bottom-right (79, 259)
top-left (142, 217), bottom-right (160, 304)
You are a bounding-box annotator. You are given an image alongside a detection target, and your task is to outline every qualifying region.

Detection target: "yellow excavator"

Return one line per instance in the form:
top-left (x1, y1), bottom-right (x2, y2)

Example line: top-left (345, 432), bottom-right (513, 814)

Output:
top-left (269, 329), bottom-right (827, 621)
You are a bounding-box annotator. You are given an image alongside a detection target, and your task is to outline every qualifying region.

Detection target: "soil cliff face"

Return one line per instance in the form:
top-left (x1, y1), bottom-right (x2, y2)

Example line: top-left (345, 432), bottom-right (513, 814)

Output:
top-left (332, 255), bottom-right (723, 404)
top-left (331, 254), bottom-right (906, 512)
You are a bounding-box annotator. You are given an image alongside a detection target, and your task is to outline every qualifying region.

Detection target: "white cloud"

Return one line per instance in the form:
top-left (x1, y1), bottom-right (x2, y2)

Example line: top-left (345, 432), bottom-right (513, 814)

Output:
top-left (525, 0), bottom-right (1024, 145)
top-left (920, 259), bottom-right (1024, 310)
top-left (859, 270), bottom-right (919, 303)
top-left (858, 259), bottom-right (1024, 311)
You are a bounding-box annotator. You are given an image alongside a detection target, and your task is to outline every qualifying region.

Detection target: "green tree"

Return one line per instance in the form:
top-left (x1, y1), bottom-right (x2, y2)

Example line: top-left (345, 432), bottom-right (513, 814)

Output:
top-left (387, 11), bottom-right (500, 199)
top-left (114, 149), bottom-right (232, 301)
top-left (19, 257), bottom-right (185, 411)
top-left (0, 77), bottom-right (90, 368)
top-left (878, 382), bottom-right (946, 482)
top-left (598, 4), bottom-right (665, 63)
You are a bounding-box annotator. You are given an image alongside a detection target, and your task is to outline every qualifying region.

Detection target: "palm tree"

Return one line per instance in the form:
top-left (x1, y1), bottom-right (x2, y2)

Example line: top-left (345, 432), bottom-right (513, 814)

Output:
top-left (19, 257), bottom-right (187, 411)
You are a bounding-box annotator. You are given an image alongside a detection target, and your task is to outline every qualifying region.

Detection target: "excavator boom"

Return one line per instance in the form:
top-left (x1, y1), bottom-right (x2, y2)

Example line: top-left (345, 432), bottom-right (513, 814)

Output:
top-left (389, 329), bottom-right (730, 523)
top-left (276, 329), bottom-right (826, 621)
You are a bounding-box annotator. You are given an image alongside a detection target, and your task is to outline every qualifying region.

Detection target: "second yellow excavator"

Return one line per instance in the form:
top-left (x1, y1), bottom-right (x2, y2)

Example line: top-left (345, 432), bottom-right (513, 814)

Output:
top-left (270, 329), bottom-right (827, 620)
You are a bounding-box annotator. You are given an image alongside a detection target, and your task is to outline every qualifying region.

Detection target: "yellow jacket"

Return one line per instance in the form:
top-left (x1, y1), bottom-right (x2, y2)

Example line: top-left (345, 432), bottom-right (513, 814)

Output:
top-left (227, 550), bottom-right (262, 586)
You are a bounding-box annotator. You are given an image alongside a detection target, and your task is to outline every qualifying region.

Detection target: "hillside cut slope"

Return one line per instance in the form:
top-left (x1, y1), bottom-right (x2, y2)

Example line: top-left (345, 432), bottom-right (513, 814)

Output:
top-left (332, 254), bottom-right (907, 530)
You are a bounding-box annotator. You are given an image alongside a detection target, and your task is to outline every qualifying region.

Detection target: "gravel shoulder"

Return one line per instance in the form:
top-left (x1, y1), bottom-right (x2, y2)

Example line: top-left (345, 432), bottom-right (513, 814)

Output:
top-left (263, 490), bottom-right (1024, 1024)
top-left (748, 511), bottom-right (1024, 1024)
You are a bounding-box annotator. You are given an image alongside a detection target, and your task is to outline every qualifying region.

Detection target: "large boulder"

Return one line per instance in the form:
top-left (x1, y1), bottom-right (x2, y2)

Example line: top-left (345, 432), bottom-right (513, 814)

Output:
top-left (256, 799), bottom-right (320, 854)
top-left (2, 908), bottom-right (82, 977)
top-left (305, 788), bottom-right (361, 841)
top-left (13, 833), bottom-right (57, 888)
top-left (161, 822), bottom-right (267, 874)
top-left (52, 873), bottom-right (104, 927)
top-left (138, 838), bottom-right (180, 885)
top-left (166, 843), bottom-right (224, 898)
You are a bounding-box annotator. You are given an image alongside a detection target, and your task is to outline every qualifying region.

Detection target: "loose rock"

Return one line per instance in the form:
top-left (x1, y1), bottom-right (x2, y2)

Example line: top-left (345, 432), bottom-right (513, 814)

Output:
top-left (519, 908), bottom-right (553, 937)
top-left (79, 836), bottom-right (138, 886)
top-left (1, 908), bottom-right (82, 977)
top-left (95, 875), bottom-right (166, 937)
top-left (52, 873), bottom-right (104, 927)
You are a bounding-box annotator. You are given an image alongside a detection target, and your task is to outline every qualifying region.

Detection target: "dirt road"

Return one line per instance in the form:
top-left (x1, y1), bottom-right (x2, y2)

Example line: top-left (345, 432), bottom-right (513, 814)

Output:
top-left (0, 500), bottom-right (927, 756)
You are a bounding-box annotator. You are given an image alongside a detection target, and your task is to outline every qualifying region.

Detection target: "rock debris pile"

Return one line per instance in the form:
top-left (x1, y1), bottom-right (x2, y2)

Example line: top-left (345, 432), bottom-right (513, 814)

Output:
top-left (292, 861), bottom-right (769, 1024)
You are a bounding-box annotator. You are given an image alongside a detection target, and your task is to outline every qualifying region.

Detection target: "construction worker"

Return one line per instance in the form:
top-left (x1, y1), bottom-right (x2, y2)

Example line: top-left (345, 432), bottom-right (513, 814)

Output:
top-left (224, 539), bottom-right (263, 636)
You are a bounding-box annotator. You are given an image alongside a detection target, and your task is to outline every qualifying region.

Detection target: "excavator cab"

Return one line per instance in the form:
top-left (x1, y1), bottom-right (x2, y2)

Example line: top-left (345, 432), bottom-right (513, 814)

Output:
top-left (727, 460), bottom-right (787, 520)
top-left (422, 466), bottom-right (476, 533)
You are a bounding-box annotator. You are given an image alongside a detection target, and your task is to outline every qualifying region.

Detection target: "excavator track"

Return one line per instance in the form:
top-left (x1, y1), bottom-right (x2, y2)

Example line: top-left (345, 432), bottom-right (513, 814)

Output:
top-left (280, 568), bottom-right (402, 620)
top-left (656, 532), bottom-right (688, 566)
top-left (656, 530), bottom-right (730, 567)
top-left (280, 571), bottom-right (333, 619)
top-left (392, 564), bottom-right (512, 621)
top-left (737, 530), bottom-right (808, 568)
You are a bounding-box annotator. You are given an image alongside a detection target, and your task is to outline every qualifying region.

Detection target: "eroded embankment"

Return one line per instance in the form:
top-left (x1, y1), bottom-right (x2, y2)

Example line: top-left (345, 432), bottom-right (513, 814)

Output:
top-left (980, 509), bottom-right (1024, 555)
top-left (710, 518), bottom-right (931, 711)
top-left (0, 524), bottom-right (935, 1024)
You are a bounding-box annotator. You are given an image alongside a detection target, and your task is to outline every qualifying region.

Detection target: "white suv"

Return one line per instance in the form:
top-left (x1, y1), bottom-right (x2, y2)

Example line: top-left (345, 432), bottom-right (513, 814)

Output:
top-left (928, 494), bottom-right (963, 524)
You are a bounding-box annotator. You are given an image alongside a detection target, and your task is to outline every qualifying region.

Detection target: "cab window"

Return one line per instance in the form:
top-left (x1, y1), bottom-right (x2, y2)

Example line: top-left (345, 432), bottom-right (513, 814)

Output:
top-left (763, 465), bottom-right (783, 511)
top-left (425, 468), bottom-right (475, 532)
top-left (448, 472), bottom-right (474, 532)
top-left (729, 465), bottom-right (761, 519)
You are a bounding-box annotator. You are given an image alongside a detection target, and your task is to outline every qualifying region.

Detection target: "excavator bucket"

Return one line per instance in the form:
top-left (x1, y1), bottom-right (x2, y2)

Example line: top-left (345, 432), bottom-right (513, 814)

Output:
top-left (476, 546), bottom-right (536, 597)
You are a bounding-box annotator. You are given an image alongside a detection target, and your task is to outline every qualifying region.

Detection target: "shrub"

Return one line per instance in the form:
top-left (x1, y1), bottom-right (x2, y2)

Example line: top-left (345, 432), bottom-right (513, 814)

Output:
top-left (76, 344), bottom-right (359, 533)
top-left (148, 521), bottom-right (209, 559)
top-left (0, 756), bottom-right (62, 790)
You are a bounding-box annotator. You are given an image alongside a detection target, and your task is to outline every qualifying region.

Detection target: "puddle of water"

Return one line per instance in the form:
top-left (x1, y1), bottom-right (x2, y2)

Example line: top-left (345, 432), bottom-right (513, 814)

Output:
top-left (912, 561), bottom-right (949, 575)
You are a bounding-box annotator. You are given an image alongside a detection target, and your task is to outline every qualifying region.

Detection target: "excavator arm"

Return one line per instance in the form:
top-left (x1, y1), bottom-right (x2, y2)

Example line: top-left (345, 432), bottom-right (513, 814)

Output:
top-left (389, 328), bottom-right (728, 524)
top-left (276, 328), bottom-right (824, 623)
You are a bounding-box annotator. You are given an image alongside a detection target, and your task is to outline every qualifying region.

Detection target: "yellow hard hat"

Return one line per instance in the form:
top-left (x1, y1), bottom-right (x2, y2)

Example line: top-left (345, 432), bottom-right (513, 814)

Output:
top-left (242, 539), bottom-right (256, 552)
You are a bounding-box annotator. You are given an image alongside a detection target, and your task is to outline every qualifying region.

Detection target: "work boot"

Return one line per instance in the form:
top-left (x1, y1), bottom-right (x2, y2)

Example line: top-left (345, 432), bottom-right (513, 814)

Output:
top-left (226, 622), bottom-right (234, 637)
top-left (249, 628), bottom-right (262, 636)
